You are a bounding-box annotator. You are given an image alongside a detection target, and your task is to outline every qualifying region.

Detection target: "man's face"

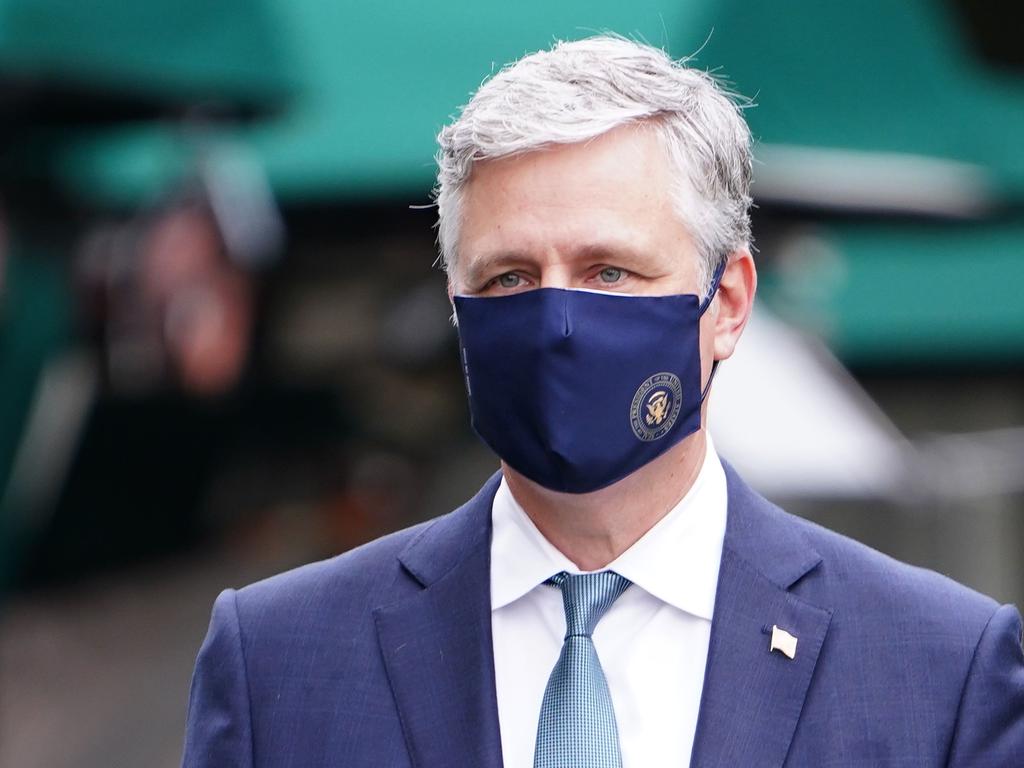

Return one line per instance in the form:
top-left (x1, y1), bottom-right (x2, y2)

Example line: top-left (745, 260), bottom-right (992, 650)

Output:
top-left (449, 122), bottom-right (750, 498)
top-left (451, 124), bottom-right (703, 300)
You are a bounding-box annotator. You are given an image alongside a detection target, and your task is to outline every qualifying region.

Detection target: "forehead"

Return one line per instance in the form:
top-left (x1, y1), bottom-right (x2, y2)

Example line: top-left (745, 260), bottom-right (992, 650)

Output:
top-left (455, 125), bottom-right (697, 279)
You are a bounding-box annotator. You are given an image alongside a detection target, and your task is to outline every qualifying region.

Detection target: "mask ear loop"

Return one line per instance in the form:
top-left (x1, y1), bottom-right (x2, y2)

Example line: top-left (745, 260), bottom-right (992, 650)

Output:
top-left (698, 258), bottom-right (727, 315)
top-left (698, 258), bottom-right (728, 403)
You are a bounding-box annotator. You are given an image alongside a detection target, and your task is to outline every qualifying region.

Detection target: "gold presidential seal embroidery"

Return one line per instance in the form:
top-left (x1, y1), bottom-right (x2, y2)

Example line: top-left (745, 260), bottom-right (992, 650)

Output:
top-left (630, 372), bottom-right (683, 441)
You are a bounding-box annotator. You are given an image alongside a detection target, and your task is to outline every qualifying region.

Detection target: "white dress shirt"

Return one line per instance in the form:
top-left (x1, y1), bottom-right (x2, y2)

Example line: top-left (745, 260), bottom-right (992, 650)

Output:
top-left (490, 436), bottom-right (727, 768)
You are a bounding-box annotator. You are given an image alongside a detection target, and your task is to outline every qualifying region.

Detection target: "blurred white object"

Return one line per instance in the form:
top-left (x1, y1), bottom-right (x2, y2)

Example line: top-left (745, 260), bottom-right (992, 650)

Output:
top-left (710, 306), bottom-right (911, 499)
top-left (755, 144), bottom-right (995, 219)
top-left (2, 350), bottom-right (98, 529)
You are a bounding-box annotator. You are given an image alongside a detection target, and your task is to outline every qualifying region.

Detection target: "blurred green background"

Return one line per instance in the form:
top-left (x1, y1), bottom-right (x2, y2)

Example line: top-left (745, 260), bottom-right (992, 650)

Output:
top-left (2, 1), bottom-right (1022, 765)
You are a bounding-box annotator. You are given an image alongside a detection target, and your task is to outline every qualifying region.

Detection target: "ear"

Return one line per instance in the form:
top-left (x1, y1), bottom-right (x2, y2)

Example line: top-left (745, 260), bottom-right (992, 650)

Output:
top-left (712, 249), bottom-right (757, 361)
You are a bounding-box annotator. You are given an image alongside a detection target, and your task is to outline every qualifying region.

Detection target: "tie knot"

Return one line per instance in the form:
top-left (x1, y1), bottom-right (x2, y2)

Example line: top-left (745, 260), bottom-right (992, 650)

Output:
top-left (548, 571), bottom-right (631, 638)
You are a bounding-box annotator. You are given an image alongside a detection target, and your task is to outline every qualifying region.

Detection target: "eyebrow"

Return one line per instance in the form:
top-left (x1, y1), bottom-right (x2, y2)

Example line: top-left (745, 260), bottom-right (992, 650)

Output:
top-left (462, 252), bottom-right (532, 285)
top-left (463, 241), bottom-right (665, 285)
top-left (574, 242), bottom-right (663, 271)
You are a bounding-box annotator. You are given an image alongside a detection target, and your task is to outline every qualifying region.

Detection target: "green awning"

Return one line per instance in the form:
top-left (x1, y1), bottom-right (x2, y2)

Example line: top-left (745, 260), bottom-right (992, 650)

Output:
top-left (49, 0), bottom-right (721, 205)
top-left (759, 219), bottom-right (1024, 364)
top-left (701, 0), bottom-right (1024, 201)
top-left (0, 0), bottom-right (293, 113)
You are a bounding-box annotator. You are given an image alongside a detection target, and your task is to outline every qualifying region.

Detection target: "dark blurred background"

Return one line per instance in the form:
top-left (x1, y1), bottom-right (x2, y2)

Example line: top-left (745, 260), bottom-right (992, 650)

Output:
top-left (1, 1), bottom-right (1022, 765)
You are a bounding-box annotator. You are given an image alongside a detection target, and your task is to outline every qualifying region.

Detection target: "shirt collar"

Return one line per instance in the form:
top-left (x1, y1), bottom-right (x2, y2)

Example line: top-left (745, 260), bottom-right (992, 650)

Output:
top-left (489, 435), bottom-right (727, 621)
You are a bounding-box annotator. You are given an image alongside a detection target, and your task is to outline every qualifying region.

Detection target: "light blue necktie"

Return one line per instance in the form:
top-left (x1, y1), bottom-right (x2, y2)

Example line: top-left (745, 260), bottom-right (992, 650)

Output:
top-left (534, 571), bottom-right (632, 768)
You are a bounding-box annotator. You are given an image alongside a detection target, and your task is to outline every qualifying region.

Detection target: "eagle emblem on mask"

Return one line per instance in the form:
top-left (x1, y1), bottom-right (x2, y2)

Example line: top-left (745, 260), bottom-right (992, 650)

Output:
top-left (630, 372), bottom-right (683, 441)
top-left (645, 391), bottom-right (671, 426)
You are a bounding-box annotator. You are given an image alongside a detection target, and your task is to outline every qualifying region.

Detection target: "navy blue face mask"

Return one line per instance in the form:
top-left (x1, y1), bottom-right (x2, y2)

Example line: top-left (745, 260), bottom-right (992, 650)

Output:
top-left (453, 263), bottom-right (724, 494)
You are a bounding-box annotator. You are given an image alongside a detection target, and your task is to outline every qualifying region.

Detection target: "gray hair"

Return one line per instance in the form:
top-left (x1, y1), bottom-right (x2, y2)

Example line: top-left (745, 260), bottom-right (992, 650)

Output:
top-left (434, 35), bottom-right (753, 295)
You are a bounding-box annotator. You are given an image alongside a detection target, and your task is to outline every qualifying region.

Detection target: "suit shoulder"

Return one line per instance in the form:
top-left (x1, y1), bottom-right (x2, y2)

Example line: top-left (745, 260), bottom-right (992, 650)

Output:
top-left (230, 515), bottom-right (443, 622)
top-left (724, 463), bottom-right (999, 625)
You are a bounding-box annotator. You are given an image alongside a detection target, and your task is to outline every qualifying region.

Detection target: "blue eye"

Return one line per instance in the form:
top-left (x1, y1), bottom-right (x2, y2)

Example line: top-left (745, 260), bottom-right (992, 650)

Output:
top-left (598, 267), bottom-right (623, 283)
top-left (497, 273), bottom-right (521, 288)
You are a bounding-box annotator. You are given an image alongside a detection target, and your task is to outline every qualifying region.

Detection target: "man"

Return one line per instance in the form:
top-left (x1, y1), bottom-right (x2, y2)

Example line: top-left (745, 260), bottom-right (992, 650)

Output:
top-left (183, 36), bottom-right (1024, 767)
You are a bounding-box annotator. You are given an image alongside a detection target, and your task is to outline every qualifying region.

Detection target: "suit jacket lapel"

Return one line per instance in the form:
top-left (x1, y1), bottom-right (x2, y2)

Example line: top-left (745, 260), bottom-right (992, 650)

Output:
top-left (690, 464), bottom-right (833, 768)
top-left (374, 475), bottom-right (504, 768)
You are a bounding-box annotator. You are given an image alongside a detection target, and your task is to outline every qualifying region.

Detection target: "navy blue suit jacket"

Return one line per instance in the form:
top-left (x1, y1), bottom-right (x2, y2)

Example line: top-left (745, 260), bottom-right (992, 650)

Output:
top-left (183, 466), bottom-right (1024, 766)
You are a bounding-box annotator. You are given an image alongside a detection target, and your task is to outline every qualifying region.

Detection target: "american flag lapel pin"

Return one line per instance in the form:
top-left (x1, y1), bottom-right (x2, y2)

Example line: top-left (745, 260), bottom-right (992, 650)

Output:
top-left (770, 624), bottom-right (798, 660)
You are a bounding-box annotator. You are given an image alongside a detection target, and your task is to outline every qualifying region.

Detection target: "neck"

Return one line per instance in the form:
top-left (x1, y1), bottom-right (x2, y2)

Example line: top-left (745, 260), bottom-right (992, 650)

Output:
top-left (503, 431), bottom-right (708, 571)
